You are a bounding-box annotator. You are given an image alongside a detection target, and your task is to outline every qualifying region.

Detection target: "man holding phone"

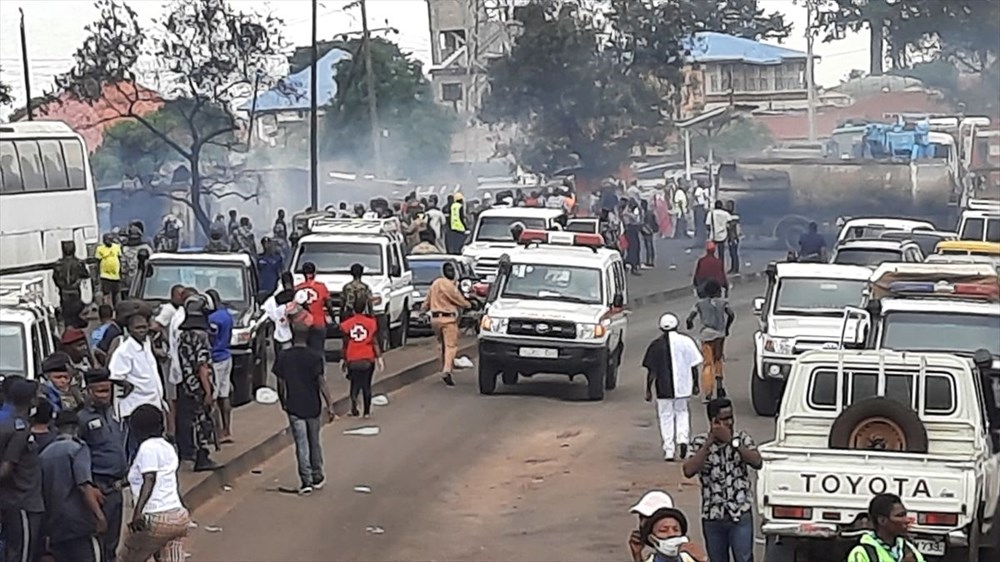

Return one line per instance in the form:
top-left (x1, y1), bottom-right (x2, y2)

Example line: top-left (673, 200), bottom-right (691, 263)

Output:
top-left (682, 398), bottom-right (763, 562)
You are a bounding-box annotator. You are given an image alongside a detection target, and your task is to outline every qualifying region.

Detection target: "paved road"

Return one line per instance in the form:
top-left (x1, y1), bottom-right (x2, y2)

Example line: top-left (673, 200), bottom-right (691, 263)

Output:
top-left (188, 279), bottom-right (775, 561)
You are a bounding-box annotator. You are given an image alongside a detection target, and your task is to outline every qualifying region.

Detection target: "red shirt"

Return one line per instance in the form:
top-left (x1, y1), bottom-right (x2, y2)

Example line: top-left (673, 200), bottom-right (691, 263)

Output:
top-left (295, 278), bottom-right (330, 327)
top-left (340, 314), bottom-right (378, 362)
top-left (693, 255), bottom-right (728, 288)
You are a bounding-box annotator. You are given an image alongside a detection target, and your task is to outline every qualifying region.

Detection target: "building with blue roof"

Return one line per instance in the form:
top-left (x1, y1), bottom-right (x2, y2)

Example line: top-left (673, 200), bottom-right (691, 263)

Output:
top-left (678, 32), bottom-right (811, 118)
top-left (242, 48), bottom-right (352, 144)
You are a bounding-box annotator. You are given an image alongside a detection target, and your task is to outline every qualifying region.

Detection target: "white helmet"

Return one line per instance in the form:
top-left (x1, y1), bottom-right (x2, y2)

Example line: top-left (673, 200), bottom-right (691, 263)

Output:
top-left (658, 313), bottom-right (679, 332)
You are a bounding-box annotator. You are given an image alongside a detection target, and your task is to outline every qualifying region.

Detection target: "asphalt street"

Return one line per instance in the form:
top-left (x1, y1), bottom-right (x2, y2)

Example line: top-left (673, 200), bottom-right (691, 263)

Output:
top-left (187, 278), bottom-right (774, 562)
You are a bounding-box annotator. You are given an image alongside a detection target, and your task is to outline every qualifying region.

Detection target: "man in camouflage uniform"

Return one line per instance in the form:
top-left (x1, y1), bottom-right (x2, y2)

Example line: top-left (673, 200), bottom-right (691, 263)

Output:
top-left (341, 263), bottom-right (373, 320)
top-left (53, 240), bottom-right (91, 328)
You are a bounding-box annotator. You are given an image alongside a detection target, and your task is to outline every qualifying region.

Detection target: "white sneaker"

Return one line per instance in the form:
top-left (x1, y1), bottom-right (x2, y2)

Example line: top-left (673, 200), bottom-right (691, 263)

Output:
top-left (298, 486), bottom-right (313, 496)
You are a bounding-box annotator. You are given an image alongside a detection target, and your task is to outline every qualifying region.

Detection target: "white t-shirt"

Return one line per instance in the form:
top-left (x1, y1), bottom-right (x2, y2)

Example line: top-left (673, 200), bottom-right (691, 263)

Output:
top-left (108, 337), bottom-right (164, 418)
top-left (665, 332), bottom-right (704, 399)
top-left (425, 208), bottom-right (445, 242)
top-left (263, 295), bottom-right (292, 343)
top-left (707, 208), bottom-right (733, 243)
top-left (128, 437), bottom-right (183, 514)
top-left (167, 308), bottom-right (186, 385)
top-left (693, 186), bottom-right (709, 207)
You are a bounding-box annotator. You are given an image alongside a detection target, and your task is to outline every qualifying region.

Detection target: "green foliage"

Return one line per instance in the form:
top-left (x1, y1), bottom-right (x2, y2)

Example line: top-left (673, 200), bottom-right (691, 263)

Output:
top-left (56, 0), bottom-right (285, 233)
top-left (0, 72), bottom-right (12, 107)
top-left (687, 0), bottom-right (791, 41)
top-left (690, 117), bottom-right (773, 159)
top-left (320, 37), bottom-right (455, 179)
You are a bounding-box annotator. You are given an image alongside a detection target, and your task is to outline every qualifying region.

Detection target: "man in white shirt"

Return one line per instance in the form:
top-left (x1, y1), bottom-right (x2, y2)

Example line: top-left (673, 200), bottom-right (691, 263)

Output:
top-left (691, 183), bottom-right (709, 241)
top-left (706, 201), bottom-right (733, 270)
top-left (263, 272), bottom-right (296, 354)
top-left (672, 186), bottom-right (690, 239)
top-left (108, 312), bottom-right (165, 458)
top-left (643, 312), bottom-right (703, 462)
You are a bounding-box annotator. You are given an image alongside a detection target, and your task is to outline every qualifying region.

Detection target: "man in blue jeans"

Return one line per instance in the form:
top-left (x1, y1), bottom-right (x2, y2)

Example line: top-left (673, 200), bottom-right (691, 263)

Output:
top-left (272, 322), bottom-right (336, 495)
top-left (682, 397), bottom-right (763, 562)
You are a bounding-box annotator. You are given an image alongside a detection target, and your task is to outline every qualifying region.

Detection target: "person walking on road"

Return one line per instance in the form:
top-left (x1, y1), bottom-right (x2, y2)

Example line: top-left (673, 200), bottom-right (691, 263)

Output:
top-left (39, 410), bottom-right (108, 562)
top-left (644, 313), bottom-right (704, 462)
top-left (206, 290), bottom-right (234, 444)
top-left (272, 322), bottom-right (335, 495)
top-left (295, 262), bottom-right (332, 353)
top-left (445, 193), bottom-right (468, 254)
top-left (640, 199), bottom-right (658, 268)
top-left (175, 295), bottom-right (220, 471)
top-left (122, 404), bottom-right (191, 562)
top-left (692, 242), bottom-right (728, 299)
top-left (628, 490), bottom-right (676, 562)
top-left (692, 182), bottom-right (709, 242)
top-left (96, 232), bottom-right (123, 306)
top-left (706, 201), bottom-right (732, 271)
top-left (78, 368), bottom-right (129, 562)
top-left (846, 494), bottom-right (926, 562)
top-left (672, 185), bottom-right (690, 239)
top-left (339, 298), bottom-right (384, 418)
top-left (622, 199), bottom-right (643, 276)
top-left (341, 263), bottom-right (373, 319)
top-left (422, 261), bottom-right (471, 386)
top-left (682, 398), bottom-right (762, 562)
top-left (54, 240), bottom-right (91, 329)
top-left (724, 201), bottom-right (741, 274)
top-left (686, 281), bottom-right (734, 402)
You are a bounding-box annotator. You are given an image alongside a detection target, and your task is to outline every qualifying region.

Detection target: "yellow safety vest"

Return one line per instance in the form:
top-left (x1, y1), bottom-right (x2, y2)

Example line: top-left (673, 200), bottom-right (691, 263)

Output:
top-left (450, 201), bottom-right (465, 232)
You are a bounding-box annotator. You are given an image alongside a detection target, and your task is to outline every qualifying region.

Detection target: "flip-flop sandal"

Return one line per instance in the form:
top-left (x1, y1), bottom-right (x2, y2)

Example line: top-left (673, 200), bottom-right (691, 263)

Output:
top-left (220, 437), bottom-right (235, 444)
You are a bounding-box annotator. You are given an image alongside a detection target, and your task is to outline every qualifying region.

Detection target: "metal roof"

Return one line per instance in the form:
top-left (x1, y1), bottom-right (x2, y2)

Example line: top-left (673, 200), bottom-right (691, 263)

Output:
top-left (239, 48), bottom-right (353, 113)
top-left (684, 32), bottom-right (807, 65)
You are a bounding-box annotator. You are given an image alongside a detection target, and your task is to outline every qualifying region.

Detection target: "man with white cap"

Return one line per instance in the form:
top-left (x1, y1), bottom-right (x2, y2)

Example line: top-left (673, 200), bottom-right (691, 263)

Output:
top-left (628, 490), bottom-right (674, 562)
top-left (643, 312), bottom-right (703, 462)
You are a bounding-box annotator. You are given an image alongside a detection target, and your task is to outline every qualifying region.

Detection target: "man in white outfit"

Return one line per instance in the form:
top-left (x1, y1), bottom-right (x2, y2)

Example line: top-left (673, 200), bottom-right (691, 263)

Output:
top-left (642, 312), bottom-right (704, 462)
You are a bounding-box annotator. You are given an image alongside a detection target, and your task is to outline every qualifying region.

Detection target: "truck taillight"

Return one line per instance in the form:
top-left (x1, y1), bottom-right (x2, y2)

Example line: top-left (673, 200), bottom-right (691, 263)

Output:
top-left (917, 512), bottom-right (958, 526)
top-left (772, 506), bottom-right (812, 520)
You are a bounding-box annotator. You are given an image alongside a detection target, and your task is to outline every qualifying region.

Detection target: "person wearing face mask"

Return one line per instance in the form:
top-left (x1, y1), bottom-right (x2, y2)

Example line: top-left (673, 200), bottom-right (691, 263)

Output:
top-left (847, 494), bottom-right (925, 562)
top-left (628, 490), bottom-right (676, 562)
top-left (421, 261), bottom-right (471, 386)
top-left (640, 507), bottom-right (707, 562)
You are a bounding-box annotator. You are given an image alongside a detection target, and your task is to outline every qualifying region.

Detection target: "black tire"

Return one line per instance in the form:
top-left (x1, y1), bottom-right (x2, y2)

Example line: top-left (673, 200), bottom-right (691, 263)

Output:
top-left (389, 304), bottom-right (408, 348)
top-left (501, 371), bottom-right (518, 385)
top-left (751, 366), bottom-right (779, 417)
top-left (829, 397), bottom-right (928, 453)
top-left (479, 359), bottom-right (498, 395)
top-left (587, 365), bottom-right (606, 401)
top-left (604, 349), bottom-right (619, 390)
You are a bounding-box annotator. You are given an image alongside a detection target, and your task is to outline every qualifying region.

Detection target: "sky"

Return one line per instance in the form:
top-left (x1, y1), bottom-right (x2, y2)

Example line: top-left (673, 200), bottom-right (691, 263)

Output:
top-left (0, 0), bottom-right (871, 115)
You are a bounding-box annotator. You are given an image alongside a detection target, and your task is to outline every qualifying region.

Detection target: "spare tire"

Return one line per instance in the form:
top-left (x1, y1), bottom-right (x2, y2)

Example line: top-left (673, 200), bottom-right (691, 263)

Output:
top-left (828, 397), bottom-right (928, 453)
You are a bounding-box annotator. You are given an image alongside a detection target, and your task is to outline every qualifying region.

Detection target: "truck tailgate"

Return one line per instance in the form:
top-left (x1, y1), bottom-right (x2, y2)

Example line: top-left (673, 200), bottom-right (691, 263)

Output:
top-left (757, 446), bottom-right (976, 534)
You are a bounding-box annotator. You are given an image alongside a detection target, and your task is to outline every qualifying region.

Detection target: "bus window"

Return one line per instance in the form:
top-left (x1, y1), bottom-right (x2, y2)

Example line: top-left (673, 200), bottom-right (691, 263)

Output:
top-left (0, 140), bottom-right (23, 193)
top-left (17, 141), bottom-right (46, 192)
top-left (61, 140), bottom-right (86, 189)
top-left (38, 140), bottom-right (69, 190)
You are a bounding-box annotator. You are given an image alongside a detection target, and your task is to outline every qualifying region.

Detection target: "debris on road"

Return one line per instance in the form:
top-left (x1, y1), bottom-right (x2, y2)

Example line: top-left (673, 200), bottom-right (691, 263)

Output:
top-left (222, 485), bottom-right (233, 492)
top-left (343, 426), bottom-right (380, 436)
top-left (204, 525), bottom-right (223, 533)
top-left (251, 469), bottom-right (262, 474)
top-left (371, 394), bottom-right (389, 407)
top-left (353, 485), bottom-right (373, 494)
top-left (187, 521), bottom-right (199, 529)
top-left (365, 525), bottom-right (385, 535)
top-left (454, 356), bottom-right (474, 369)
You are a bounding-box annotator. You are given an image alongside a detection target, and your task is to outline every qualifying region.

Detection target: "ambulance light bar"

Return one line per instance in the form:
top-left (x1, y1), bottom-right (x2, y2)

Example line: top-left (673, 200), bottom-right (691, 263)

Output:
top-left (518, 229), bottom-right (604, 250)
top-left (887, 281), bottom-right (1000, 299)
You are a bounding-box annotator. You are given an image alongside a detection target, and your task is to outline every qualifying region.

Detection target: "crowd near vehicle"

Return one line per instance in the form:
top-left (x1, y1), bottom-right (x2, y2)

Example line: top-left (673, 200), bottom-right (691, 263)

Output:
top-left (477, 230), bottom-right (629, 401)
top-left (405, 253), bottom-right (478, 336)
top-left (0, 275), bottom-right (58, 383)
top-left (130, 252), bottom-right (271, 407)
top-left (290, 217), bottom-right (414, 350)
top-left (462, 207), bottom-right (567, 280)
top-left (0, 121), bottom-right (100, 306)
top-left (750, 262), bottom-right (872, 416)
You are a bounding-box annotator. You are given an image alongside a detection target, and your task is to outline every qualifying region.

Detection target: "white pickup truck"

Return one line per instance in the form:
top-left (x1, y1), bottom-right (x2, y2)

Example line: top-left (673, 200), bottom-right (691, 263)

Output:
top-left (757, 350), bottom-right (1000, 562)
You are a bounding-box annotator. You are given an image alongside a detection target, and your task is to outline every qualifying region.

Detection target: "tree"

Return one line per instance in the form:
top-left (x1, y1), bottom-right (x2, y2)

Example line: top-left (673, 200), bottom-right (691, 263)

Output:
top-left (686, 0), bottom-right (791, 41)
top-left (55, 0), bottom-right (285, 234)
top-left (0, 73), bottom-right (12, 108)
top-left (319, 37), bottom-right (455, 179)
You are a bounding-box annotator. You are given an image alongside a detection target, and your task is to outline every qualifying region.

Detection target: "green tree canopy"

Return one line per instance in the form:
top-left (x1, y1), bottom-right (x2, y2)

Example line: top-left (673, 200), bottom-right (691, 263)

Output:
top-left (687, 0), bottom-right (791, 41)
top-left (56, 0), bottom-right (285, 234)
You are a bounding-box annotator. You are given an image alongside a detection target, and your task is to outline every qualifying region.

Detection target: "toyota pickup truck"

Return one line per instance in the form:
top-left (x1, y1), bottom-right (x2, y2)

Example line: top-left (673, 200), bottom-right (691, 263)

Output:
top-left (757, 350), bottom-right (1000, 562)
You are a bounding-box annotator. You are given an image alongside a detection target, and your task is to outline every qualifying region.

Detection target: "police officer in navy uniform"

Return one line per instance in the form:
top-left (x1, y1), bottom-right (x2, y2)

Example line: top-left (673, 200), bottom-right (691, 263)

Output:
top-left (39, 410), bottom-right (108, 562)
top-left (0, 378), bottom-right (45, 562)
top-left (77, 368), bottom-right (128, 562)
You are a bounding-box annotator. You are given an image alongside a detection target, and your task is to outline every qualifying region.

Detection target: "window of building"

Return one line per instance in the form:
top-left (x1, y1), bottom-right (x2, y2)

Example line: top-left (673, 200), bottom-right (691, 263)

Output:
top-left (439, 29), bottom-right (466, 56)
top-left (708, 72), bottom-right (719, 94)
top-left (441, 82), bottom-right (463, 102)
top-left (744, 67), bottom-right (756, 91)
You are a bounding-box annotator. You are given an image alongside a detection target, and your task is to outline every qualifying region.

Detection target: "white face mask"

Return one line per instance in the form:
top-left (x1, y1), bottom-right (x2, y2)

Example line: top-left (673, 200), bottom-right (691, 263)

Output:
top-left (649, 535), bottom-right (689, 556)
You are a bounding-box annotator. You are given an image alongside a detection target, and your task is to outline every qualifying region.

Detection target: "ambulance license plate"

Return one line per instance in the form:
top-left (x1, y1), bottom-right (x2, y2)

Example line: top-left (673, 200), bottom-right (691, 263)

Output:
top-left (912, 537), bottom-right (945, 556)
top-left (519, 347), bottom-right (557, 359)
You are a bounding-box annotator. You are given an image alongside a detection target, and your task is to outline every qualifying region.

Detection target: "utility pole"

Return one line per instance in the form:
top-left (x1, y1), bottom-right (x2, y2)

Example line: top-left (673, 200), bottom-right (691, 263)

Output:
top-left (805, 0), bottom-right (816, 142)
top-left (309, 0), bottom-right (319, 209)
top-left (360, 0), bottom-right (383, 177)
top-left (19, 9), bottom-right (33, 121)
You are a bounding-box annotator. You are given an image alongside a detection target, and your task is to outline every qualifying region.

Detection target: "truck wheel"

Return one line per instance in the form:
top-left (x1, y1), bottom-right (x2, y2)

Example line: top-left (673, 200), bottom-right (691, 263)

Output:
top-left (774, 215), bottom-right (812, 252)
top-left (586, 365), bottom-right (606, 401)
top-left (751, 366), bottom-right (779, 417)
top-left (501, 371), bottom-right (518, 385)
top-left (829, 397), bottom-right (928, 453)
top-left (389, 305), bottom-right (409, 348)
top-left (479, 359), bottom-right (498, 395)
top-left (604, 350), bottom-right (619, 390)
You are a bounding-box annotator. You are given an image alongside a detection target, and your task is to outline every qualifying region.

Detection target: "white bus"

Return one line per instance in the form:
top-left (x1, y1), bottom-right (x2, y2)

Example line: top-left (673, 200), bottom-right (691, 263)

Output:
top-left (0, 121), bottom-right (99, 305)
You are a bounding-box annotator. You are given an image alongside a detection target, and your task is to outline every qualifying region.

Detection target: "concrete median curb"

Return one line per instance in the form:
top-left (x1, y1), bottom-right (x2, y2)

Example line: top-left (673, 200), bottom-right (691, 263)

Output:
top-left (182, 269), bottom-right (765, 511)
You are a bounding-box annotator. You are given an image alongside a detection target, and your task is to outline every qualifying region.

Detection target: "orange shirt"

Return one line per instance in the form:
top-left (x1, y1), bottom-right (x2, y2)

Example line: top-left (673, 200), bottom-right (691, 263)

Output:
top-left (295, 278), bottom-right (330, 327)
top-left (340, 314), bottom-right (378, 361)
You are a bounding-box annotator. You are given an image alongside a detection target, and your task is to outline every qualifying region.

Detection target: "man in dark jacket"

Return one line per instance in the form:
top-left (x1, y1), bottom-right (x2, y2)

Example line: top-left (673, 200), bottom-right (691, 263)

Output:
top-left (692, 241), bottom-right (728, 298)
